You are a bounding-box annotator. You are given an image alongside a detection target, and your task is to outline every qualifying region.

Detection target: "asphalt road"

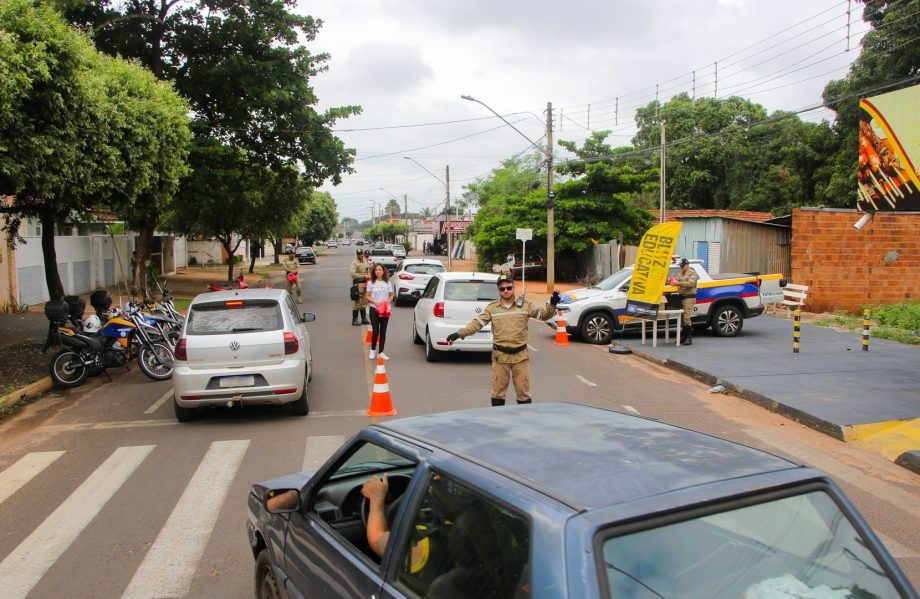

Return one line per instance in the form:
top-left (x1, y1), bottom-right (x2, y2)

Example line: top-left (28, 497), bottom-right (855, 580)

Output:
top-left (0, 248), bottom-right (917, 597)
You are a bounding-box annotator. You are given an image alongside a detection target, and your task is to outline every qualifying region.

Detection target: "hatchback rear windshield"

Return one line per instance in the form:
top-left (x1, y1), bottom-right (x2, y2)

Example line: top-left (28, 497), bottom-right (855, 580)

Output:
top-left (444, 281), bottom-right (499, 302)
top-left (406, 264), bottom-right (445, 275)
top-left (186, 301), bottom-right (283, 334)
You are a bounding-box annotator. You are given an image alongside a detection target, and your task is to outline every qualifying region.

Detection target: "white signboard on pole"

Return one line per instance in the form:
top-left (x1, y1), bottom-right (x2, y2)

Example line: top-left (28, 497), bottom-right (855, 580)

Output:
top-left (516, 228), bottom-right (533, 241)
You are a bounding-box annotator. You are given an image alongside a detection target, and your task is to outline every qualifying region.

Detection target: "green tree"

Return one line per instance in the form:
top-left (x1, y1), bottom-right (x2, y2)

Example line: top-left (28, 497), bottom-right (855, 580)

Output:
top-left (60, 0), bottom-right (359, 283)
top-left (298, 191), bottom-right (338, 243)
top-left (0, 0), bottom-right (189, 299)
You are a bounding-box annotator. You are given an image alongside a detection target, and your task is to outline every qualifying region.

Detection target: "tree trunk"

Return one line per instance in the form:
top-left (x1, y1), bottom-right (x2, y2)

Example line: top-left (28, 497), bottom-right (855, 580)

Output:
top-left (218, 233), bottom-right (244, 281)
top-left (40, 209), bottom-right (64, 301)
top-left (134, 218), bottom-right (156, 298)
top-left (248, 238), bottom-right (258, 273)
top-left (273, 237), bottom-right (282, 264)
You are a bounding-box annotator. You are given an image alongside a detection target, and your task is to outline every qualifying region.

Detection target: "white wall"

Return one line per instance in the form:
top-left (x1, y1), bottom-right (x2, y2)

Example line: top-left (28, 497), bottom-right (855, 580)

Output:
top-left (14, 235), bottom-right (135, 305)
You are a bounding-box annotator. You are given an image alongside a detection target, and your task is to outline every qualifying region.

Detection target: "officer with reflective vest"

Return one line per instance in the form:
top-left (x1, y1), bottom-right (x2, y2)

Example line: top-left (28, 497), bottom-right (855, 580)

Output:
top-left (447, 274), bottom-right (560, 406)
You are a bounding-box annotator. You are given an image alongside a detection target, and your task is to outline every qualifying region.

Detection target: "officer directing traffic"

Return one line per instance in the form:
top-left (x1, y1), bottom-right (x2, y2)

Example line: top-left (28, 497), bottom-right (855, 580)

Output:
top-left (447, 274), bottom-right (560, 406)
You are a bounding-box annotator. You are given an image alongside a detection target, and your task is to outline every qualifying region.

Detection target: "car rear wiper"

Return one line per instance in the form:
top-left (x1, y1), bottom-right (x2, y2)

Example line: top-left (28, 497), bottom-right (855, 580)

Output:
top-left (232, 327), bottom-right (263, 332)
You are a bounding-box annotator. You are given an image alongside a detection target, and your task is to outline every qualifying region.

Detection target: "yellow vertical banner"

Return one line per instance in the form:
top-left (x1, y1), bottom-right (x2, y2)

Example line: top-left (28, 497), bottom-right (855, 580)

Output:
top-left (625, 222), bottom-right (682, 320)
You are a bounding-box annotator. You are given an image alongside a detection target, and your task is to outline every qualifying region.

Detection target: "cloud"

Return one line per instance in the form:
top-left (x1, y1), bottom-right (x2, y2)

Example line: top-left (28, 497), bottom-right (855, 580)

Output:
top-left (331, 41), bottom-right (434, 98)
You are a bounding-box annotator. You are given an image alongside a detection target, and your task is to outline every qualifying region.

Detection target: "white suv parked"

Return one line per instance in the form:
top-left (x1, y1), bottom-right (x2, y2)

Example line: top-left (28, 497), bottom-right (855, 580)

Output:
top-left (172, 289), bottom-right (315, 421)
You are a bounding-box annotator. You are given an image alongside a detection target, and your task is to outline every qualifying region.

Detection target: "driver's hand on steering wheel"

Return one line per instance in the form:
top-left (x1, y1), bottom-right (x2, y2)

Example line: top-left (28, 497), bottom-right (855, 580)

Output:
top-left (361, 473), bottom-right (389, 503)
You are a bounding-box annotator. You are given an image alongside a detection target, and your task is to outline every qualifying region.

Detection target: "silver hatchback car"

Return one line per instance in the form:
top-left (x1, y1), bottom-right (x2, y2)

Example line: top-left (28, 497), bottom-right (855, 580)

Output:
top-left (172, 289), bottom-right (315, 421)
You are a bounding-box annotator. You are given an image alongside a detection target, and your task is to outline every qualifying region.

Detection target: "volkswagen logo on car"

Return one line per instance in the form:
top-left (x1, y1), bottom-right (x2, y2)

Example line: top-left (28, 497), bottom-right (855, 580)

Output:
top-left (229, 341), bottom-right (240, 351)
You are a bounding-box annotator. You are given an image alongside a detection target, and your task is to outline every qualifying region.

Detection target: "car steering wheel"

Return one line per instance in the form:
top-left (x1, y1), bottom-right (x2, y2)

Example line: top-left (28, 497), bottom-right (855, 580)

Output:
top-left (360, 491), bottom-right (404, 529)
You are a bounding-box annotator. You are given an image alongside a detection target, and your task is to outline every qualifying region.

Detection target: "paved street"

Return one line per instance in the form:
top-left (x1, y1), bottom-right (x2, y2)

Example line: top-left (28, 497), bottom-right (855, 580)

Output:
top-left (0, 248), bottom-right (918, 597)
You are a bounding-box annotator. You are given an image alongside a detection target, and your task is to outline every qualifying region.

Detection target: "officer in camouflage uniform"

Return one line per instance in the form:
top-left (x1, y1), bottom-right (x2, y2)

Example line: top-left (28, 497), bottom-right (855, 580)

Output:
top-left (350, 249), bottom-right (371, 325)
top-left (675, 258), bottom-right (699, 345)
top-left (447, 274), bottom-right (560, 406)
top-left (282, 251), bottom-right (302, 302)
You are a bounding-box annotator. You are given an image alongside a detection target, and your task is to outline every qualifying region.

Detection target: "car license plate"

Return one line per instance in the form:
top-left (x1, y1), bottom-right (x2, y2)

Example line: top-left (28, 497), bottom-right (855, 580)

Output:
top-left (220, 375), bottom-right (255, 388)
top-left (471, 330), bottom-right (491, 339)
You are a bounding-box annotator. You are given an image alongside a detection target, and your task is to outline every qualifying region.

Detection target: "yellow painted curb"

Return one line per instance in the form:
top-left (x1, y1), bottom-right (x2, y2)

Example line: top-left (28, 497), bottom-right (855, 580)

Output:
top-left (847, 418), bottom-right (920, 462)
top-left (0, 376), bottom-right (53, 410)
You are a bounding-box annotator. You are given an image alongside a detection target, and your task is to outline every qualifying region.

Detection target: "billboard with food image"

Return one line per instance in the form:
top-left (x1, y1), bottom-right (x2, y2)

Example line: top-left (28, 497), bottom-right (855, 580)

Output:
top-left (857, 83), bottom-right (920, 212)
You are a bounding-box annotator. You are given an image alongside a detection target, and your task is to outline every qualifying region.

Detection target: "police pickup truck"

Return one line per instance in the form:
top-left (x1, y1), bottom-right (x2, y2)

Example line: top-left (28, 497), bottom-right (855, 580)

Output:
top-left (548, 259), bottom-right (785, 344)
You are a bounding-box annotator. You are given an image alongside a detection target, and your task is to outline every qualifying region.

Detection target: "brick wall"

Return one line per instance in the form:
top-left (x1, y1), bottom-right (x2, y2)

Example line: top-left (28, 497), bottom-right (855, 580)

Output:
top-left (791, 208), bottom-right (919, 313)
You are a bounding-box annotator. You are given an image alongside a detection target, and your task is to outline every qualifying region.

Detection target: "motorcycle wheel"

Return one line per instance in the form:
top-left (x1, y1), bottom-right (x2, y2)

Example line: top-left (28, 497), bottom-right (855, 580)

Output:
top-left (50, 349), bottom-right (88, 388)
top-left (138, 342), bottom-right (175, 381)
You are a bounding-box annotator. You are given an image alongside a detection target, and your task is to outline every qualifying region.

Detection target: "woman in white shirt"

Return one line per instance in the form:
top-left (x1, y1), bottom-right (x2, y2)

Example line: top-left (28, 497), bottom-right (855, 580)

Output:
top-left (364, 263), bottom-right (395, 360)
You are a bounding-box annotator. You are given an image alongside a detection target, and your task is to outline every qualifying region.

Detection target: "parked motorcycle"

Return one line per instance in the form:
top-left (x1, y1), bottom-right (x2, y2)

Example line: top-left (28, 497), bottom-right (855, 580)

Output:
top-left (43, 290), bottom-right (174, 388)
top-left (207, 269), bottom-right (248, 292)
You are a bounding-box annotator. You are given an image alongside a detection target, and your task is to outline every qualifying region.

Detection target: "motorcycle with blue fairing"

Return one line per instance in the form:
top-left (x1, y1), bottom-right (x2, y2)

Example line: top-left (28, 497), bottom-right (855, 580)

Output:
top-left (43, 291), bottom-right (174, 388)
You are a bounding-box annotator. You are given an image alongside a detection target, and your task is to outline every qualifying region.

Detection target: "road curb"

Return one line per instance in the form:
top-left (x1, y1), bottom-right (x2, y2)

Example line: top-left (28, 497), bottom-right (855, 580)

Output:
top-left (0, 376), bottom-right (53, 411)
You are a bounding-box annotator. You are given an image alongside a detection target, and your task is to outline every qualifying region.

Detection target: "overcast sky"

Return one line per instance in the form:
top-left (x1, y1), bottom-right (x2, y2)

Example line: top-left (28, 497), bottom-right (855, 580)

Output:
top-left (299, 0), bottom-right (867, 222)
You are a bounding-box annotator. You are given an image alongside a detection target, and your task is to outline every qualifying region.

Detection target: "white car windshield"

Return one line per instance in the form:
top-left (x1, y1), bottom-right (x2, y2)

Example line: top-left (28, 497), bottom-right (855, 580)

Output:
top-left (594, 268), bottom-right (633, 290)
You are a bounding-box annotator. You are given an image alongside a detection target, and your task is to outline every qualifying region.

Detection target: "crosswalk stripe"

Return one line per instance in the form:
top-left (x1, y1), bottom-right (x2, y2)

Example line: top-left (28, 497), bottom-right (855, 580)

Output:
top-left (0, 451), bottom-right (65, 505)
top-left (0, 445), bottom-right (155, 599)
top-left (303, 435), bottom-right (344, 471)
top-left (121, 439), bottom-right (250, 599)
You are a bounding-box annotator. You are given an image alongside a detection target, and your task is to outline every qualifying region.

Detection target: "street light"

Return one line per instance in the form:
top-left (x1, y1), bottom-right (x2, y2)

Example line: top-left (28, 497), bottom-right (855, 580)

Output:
top-left (404, 156), bottom-right (452, 270)
top-left (461, 94), bottom-right (555, 293)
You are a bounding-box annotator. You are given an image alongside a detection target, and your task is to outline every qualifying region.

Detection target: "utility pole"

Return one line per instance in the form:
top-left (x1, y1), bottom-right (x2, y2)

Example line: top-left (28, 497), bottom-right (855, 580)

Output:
top-left (446, 165), bottom-right (452, 271)
top-left (546, 102), bottom-right (555, 293)
top-left (660, 121), bottom-right (666, 223)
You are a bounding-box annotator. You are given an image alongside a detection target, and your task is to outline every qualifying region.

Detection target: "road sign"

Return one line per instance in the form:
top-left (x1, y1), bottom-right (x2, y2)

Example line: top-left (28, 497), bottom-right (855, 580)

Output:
top-left (516, 228), bottom-right (532, 241)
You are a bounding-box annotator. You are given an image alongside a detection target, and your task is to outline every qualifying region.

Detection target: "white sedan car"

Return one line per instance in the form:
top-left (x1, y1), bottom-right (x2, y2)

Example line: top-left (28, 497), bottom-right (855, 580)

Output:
top-left (412, 271), bottom-right (499, 361)
top-left (172, 289), bottom-right (315, 421)
top-left (392, 258), bottom-right (445, 305)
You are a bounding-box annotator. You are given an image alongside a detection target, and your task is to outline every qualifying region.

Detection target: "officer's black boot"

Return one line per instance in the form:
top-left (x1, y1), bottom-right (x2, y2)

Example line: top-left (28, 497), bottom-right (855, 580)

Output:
top-left (516, 399), bottom-right (532, 405)
top-left (351, 310), bottom-right (360, 326)
top-left (682, 326), bottom-right (692, 346)
top-left (491, 397), bottom-right (505, 407)
top-left (360, 308), bottom-right (370, 325)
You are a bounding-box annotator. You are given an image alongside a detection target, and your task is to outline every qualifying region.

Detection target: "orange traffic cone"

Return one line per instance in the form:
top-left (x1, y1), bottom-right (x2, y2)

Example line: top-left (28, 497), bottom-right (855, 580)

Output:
top-left (554, 309), bottom-right (570, 346)
top-left (366, 356), bottom-right (397, 416)
top-left (364, 322), bottom-right (373, 346)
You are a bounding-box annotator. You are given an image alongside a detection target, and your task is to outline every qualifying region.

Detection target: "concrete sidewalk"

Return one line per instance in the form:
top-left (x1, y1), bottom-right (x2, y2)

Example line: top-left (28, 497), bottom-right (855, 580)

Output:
top-left (617, 313), bottom-right (920, 473)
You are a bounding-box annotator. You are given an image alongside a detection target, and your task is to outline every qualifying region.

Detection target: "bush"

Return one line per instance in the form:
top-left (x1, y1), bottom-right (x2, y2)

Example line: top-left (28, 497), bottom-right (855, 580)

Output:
top-left (870, 301), bottom-right (920, 331)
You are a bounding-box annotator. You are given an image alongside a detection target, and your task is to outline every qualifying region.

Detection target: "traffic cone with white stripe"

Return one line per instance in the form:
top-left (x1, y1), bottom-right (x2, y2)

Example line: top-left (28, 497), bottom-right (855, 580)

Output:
top-left (364, 322), bottom-right (373, 345)
top-left (366, 356), bottom-right (397, 416)
top-left (554, 309), bottom-right (570, 346)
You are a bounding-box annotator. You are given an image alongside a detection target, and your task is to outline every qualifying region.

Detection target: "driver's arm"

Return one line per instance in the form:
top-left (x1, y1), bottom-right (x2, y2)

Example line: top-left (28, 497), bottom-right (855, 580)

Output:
top-left (361, 474), bottom-right (390, 557)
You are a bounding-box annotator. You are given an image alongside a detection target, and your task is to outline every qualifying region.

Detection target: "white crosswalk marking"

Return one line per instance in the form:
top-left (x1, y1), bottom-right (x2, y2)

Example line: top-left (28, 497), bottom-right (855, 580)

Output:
top-left (303, 435), bottom-right (344, 471)
top-left (0, 445), bottom-right (155, 599)
top-left (121, 439), bottom-right (250, 599)
top-left (0, 451), bottom-right (65, 505)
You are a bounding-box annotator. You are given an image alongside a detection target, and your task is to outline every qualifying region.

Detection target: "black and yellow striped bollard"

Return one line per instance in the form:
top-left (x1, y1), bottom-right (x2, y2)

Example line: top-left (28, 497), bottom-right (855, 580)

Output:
top-left (793, 308), bottom-right (801, 354)
top-left (863, 308), bottom-right (871, 351)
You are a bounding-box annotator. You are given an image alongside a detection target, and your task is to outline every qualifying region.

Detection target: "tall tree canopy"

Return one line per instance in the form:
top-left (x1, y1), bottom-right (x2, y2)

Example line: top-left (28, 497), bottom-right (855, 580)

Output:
top-left (59, 0), bottom-right (359, 283)
top-left (1, 0), bottom-right (190, 299)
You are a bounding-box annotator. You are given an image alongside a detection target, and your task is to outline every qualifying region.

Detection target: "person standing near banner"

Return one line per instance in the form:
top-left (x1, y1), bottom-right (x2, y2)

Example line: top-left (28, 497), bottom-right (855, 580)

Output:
top-left (446, 274), bottom-right (560, 406)
top-left (673, 258), bottom-right (698, 345)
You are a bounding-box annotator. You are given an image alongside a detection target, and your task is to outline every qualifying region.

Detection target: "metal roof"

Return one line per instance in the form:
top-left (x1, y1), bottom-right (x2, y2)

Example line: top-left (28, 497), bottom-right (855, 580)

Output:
top-left (381, 403), bottom-right (799, 511)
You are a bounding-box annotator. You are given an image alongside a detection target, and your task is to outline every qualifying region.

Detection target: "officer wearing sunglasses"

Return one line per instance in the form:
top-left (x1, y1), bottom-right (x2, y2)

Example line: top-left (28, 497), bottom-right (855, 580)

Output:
top-left (447, 274), bottom-right (560, 406)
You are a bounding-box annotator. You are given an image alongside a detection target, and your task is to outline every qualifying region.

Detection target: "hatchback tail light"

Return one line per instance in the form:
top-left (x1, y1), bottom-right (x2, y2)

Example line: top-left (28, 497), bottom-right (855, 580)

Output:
top-left (174, 338), bottom-right (187, 361)
top-left (433, 301), bottom-right (444, 318)
top-left (283, 332), bottom-right (299, 354)
top-left (753, 278), bottom-right (762, 288)
top-left (398, 273), bottom-right (414, 280)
